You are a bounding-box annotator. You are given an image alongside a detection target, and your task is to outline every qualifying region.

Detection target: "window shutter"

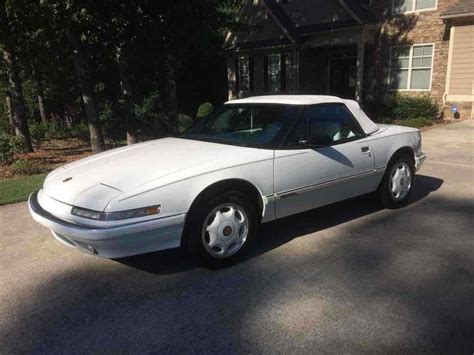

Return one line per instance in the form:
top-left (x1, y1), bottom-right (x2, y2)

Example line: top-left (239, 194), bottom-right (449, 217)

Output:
top-left (249, 57), bottom-right (254, 93)
top-left (281, 54), bottom-right (286, 92)
top-left (234, 58), bottom-right (240, 94)
top-left (264, 55), bottom-right (269, 92)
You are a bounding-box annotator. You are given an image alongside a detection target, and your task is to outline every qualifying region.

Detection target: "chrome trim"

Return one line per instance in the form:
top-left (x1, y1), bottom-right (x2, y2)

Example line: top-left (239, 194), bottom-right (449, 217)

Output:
top-left (276, 169), bottom-right (383, 199)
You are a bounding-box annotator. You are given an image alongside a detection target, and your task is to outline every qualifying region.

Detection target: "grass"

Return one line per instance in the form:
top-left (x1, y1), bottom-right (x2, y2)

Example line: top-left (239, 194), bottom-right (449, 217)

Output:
top-left (0, 173), bottom-right (47, 206)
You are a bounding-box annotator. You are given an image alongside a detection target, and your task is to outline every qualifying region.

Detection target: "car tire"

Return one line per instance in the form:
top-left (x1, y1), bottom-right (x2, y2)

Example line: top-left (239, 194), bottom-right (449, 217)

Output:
top-left (186, 190), bottom-right (258, 268)
top-left (378, 154), bottom-right (415, 209)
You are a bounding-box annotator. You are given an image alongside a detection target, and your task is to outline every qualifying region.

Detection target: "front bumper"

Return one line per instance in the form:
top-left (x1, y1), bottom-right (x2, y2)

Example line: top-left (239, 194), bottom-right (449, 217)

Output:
top-left (415, 153), bottom-right (426, 171)
top-left (28, 191), bottom-right (185, 258)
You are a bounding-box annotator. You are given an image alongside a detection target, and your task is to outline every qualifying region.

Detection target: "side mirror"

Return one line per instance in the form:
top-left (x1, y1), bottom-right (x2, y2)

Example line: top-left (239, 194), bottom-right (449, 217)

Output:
top-left (298, 134), bottom-right (332, 147)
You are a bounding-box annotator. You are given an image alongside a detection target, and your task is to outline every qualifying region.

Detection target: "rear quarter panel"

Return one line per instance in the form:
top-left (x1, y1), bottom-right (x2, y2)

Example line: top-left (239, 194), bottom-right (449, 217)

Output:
top-left (367, 124), bottom-right (421, 170)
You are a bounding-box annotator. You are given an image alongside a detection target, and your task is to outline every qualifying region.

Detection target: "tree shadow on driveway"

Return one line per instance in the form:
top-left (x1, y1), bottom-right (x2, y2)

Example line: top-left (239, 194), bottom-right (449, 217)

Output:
top-left (118, 175), bottom-right (443, 275)
top-left (4, 174), bottom-right (474, 354)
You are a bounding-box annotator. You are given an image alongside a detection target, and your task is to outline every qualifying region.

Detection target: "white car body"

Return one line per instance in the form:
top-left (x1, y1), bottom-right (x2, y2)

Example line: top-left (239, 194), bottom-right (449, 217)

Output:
top-left (29, 95), bottom-right (426, 258)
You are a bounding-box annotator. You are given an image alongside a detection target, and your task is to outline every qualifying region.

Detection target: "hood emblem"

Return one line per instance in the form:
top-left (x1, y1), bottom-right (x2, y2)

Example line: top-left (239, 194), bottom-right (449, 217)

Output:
top-left (63, 177), bottom-right (73, 183)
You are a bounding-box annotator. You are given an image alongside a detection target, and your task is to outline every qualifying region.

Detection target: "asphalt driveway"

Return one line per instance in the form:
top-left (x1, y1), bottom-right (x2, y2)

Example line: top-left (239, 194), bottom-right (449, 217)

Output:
top-left (1, 120), bottom-right (473, 353)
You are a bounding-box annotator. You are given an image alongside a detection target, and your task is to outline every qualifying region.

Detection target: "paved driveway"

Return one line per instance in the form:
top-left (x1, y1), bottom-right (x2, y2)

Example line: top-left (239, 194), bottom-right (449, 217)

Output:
top-left (1, 121), bottom-right (473, 353)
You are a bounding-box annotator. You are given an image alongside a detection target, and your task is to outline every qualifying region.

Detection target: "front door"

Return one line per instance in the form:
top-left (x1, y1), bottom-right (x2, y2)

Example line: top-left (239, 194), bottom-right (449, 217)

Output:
top-left (274, 103), bottom-right (376, 219)
top-left (329, 52), bottom-right (357, 99)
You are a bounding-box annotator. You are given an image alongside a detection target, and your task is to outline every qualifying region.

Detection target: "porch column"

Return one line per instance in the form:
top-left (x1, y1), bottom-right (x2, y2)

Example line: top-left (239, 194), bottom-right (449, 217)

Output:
top-left (355, 41), bottom-right (365, 102)
top-left (227, 56), bottom-right (237, 100)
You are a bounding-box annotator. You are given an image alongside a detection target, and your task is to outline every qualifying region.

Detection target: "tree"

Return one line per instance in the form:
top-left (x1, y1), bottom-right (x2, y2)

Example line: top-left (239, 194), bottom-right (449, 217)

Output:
top-left (4, 89), bottom-right (13, 131)
top-left (67, 28), bottom-right (106, 153)
top-left (137, 0), bottom-right (235, 136)
top-left (31, 67), bottom-right (47, 123)
top-left (0, 0), bottom-right (240, 151)
top-left (106, 1), bottom-right (141, 144)
top-left (39, 0), bottom-right (106, 153)
top-left (0, 0), bottom-right (33, 151)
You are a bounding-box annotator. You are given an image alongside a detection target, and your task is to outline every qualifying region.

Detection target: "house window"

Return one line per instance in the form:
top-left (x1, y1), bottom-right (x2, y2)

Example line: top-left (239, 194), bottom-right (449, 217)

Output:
top-left (268, 54), bottom-right (281, 93)
top-left (239, 57), bottom-right (251, 93)
top-left (392, 0), bottom-right (437, 14)
top-left (389, 44), bottom-right (434, 91)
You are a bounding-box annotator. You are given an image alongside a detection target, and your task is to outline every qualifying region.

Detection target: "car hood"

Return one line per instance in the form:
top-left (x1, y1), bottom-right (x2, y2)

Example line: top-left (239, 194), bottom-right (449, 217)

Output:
top-left (43, 138), bottom-right (272, 210)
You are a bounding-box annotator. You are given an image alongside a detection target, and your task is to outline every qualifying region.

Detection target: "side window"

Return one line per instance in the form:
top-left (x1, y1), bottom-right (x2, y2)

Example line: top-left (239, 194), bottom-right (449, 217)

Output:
top-left (285, 115), bottom-right (306, 146)
top-left (307, 104), bottom-right (364, 143)
top-left (283, 104), bottom-right (364, 147)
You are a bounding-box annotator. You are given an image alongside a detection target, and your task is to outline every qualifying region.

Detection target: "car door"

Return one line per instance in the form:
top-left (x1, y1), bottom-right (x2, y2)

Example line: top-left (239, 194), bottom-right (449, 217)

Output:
top-left (274, 103), bottom-right (376, 219)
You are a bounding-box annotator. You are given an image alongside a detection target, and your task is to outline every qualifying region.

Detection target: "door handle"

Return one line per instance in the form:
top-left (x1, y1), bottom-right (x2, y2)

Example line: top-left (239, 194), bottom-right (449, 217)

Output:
top-left (361, 146), bottom-right (370, 153)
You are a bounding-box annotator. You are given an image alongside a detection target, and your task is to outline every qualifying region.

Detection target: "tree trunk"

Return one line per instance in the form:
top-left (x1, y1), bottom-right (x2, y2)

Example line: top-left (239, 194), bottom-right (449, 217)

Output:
top-left (5, 91), bottom-right (14, 134)
top-left (32, 67), bottom-right (48, 123)
top-left (116, 45), bottom-right (138, 145)
top-left (0, 0), bottom-right (33, 152)
top-left (164, 53), bottom-right (179, 136)
top-left (67, 30), bottom-right (106, 153)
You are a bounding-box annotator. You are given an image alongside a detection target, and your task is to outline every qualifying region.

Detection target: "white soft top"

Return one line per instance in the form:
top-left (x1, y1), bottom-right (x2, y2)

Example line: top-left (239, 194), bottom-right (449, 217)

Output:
top-left (225, 95), bottom-right (380, 135)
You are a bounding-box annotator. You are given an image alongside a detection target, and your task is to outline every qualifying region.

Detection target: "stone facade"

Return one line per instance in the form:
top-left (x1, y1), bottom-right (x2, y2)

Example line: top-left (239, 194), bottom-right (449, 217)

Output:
top-left (369, 0), bottom-right (463, 118)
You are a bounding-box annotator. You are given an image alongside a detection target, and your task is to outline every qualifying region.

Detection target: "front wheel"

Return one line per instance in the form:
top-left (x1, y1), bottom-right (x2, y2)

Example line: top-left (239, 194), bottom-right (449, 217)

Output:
top-left (186, 191), bottom-right (258, 267)
top-left (378, 155), bottom-right (415, 209)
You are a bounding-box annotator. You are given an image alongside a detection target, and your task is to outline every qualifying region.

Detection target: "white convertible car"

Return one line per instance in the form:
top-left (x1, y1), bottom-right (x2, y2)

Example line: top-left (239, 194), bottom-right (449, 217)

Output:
top-left (29, 95), bottom-right (425, 264)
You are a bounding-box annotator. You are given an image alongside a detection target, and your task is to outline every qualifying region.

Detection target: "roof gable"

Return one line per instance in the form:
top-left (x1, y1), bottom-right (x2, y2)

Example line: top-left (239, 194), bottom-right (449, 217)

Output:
top-left (223, 0), bottom-right (296, 50)
top-left (224, 0), bottom-right (375, 50)
top-left (276, 0), bottom-right (353, 28)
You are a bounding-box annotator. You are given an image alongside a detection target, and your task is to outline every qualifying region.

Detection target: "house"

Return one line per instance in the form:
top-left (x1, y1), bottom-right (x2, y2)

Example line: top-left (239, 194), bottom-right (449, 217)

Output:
top-left (223, 0), bottom-right (474, 119)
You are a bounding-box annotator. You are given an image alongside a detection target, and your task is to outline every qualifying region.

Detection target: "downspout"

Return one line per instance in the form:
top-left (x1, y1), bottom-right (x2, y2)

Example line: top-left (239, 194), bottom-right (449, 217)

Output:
top-left (443, 21), bottom-right (455, 118)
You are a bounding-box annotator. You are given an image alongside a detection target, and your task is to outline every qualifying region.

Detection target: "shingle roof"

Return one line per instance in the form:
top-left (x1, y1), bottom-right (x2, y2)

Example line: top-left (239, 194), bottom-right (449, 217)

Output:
top-left (442, 0), bottom-right (474, 17)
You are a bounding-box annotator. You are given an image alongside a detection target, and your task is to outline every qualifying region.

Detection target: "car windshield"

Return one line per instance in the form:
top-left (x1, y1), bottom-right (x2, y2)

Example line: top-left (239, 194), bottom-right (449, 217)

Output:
top-left (180, 104), bottom-right (302, 148)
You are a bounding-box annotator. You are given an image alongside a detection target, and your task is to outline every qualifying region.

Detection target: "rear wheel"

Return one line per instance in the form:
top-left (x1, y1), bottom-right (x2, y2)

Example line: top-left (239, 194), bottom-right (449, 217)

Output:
top-left (378, 155), bottom-right (415, 209)
top-left (186, 191), bottom-right (258, 267)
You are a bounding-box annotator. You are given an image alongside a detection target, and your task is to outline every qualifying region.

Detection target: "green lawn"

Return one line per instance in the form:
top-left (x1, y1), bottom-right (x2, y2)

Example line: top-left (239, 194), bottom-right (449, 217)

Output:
top-left (0, 174), bottom-right (47, 206)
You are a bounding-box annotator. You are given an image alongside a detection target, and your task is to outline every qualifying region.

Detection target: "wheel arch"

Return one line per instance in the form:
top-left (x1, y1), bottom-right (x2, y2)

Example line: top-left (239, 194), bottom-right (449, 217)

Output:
top-left (389, 146), bottom-right (415, 165)
top-left (181, 178), bottom-right (265, 247)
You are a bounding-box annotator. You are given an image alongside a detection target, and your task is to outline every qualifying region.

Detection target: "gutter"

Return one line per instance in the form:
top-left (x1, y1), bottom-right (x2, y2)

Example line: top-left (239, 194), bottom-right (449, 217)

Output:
top-left (440, 12), bottom-right (474, 19)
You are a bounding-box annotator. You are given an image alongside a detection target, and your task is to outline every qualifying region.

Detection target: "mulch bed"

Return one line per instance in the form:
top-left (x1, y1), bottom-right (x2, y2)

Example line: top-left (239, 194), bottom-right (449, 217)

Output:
top-left (0, 139), bottom-right (93, 180)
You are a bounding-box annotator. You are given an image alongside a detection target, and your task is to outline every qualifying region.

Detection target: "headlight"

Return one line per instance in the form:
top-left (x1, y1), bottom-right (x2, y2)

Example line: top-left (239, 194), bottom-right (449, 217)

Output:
top-left (71, 207), bottom-right (106, 220)
top-left (71, 205), bottom-right (161, 221)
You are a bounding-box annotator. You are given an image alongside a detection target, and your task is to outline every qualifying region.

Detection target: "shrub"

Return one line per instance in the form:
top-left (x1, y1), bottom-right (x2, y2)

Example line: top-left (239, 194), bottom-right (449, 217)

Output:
top-left (385, 94), bottom-right (439, 120)
top-left (10, 159), bottom-right (45, 175)
top-left (44, 121), bottom-right (70, 139)
top-left (178, 113), bottom-right (193, 133)
top-left (0, 133), bottom-right (26, 164)
top-left (397, 117), bottom-right (434, 129)
top-left (71, 122), bottom-right (90, 142)
top-left (134, 91), bottom-right (168, 140)
top-left (29, 122), bottom-right (47, 147)
top-left (196, 102), bottom-right (214, 119)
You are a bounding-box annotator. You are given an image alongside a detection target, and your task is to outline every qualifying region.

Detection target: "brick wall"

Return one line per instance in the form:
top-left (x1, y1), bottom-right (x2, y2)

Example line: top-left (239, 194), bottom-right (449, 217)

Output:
top-left (367, 0), bottom-right (458, 117)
